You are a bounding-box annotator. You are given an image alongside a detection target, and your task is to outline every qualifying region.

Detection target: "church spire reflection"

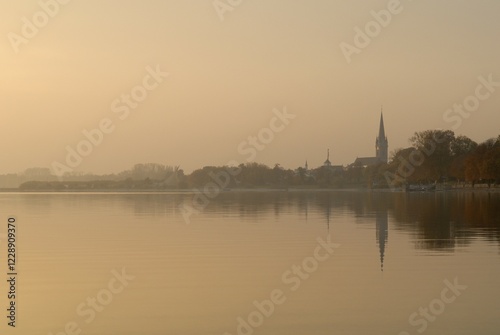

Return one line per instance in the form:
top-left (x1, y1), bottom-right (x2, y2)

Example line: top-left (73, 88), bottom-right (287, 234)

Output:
top-left (376, 209), bottom-right (388, 271)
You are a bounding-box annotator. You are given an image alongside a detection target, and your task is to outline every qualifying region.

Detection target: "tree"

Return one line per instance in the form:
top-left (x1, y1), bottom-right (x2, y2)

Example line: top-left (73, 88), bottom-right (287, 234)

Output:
top-left (479, 138), bottom-right (500, 186)
top-left (23, 167), bottom-right (53, 181)
top-left (409, 130), bottom-right (455, 181)
top-left (386, 147), bottom-right (425, 184)
top-left (364, 162), bottom-right (386, 187)
top-left (465, 137), bottom-right (498, 186)
top-left (449, 135), bottom-right (477, 183)
top-left (119, 163), bottom-right (175, 180)
top-left (450, 135), bottom-right (477, 156)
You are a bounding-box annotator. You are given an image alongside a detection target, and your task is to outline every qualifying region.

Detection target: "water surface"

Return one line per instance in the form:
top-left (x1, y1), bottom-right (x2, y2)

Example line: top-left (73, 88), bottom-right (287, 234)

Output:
top-left (1, 191), bottom-right (499, 335)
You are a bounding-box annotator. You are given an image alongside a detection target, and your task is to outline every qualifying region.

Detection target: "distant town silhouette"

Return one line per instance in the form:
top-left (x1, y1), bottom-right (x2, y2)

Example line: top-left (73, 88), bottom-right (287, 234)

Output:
top-left (2, 112), bottom-right (499, 191)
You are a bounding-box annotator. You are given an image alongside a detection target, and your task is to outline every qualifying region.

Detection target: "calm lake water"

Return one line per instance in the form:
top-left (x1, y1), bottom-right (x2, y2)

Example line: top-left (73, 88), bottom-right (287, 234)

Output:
top-left (1, 190), bottom-right (499, 335)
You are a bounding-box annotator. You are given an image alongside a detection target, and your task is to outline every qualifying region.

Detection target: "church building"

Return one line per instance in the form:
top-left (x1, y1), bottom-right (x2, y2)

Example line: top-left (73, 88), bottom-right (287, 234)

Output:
top-left (352, 112), bottom-right (389, 167)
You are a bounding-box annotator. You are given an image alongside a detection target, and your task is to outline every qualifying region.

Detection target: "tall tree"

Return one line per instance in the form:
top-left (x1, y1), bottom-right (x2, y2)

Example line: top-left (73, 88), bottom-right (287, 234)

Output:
top-left (409, 130), bottom-right (455, 181)
top-left (449, 135), bottom-right (477, 183)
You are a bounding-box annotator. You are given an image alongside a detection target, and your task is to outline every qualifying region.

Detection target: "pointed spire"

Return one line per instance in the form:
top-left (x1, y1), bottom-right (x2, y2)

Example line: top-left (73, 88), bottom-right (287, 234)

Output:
top-left (376, 108), bottom-right (389, 163)
top-left (324, 149), bottom-right (331, 167)
top-left (379, 109), bottom-right (386, 139)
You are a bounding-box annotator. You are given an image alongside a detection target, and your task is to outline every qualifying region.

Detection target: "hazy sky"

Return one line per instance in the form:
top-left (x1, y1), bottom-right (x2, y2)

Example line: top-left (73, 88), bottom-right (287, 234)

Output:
top-left (1, 0), bottom-right (499, 174)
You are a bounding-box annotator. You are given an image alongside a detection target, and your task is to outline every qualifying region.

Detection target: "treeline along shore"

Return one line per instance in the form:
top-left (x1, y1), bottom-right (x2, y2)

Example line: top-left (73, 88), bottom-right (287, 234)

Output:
top-left (3, 130), bottom-right (500, 191)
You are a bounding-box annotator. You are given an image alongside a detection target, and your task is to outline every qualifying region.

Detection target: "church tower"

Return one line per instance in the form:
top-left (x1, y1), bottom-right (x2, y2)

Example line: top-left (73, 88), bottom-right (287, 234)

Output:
top-left (324, 149), bottom-right (332, 167)
top-left (375, 111), bottom-right (388, 163)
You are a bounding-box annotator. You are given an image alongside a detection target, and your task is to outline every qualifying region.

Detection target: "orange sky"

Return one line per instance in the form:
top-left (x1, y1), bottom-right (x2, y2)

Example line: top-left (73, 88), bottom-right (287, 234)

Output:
top-left (1, 0), bottom-right (499, 174)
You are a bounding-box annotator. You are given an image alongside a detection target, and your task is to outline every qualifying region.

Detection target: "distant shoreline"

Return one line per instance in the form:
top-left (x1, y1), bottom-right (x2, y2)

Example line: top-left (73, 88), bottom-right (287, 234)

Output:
top-left (1, 186), bottom-right (499, 193)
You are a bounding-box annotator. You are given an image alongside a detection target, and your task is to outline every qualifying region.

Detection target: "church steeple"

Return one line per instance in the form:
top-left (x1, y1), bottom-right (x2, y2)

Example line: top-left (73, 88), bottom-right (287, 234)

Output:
top-left (378, 109), bottom-right (386, 139)
top-left (324, 149), bottom-right (332, 167)
top-left (376, 109), bottom-right (388, 163)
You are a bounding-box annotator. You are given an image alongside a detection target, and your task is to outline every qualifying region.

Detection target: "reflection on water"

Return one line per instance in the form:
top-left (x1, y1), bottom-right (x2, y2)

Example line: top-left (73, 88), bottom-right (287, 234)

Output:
top-left (376, 209), bottom-right (388, 272)
top-left (1, 190), bottom-right (499, 335)
top-left (172, 191), bottom-right (500, 254)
